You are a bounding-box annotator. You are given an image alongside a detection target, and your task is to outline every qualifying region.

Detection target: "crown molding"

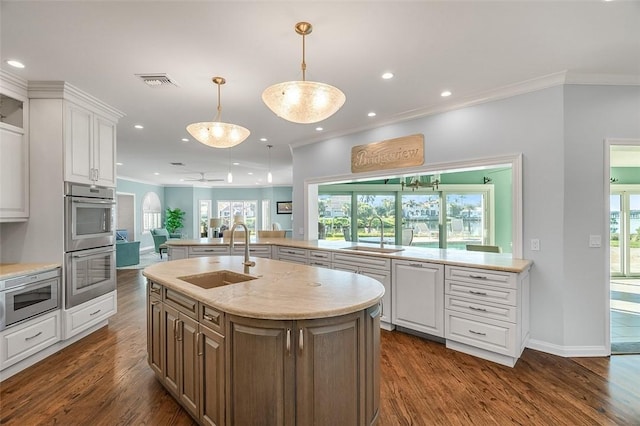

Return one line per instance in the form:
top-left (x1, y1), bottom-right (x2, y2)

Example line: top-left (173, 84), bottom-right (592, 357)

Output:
top-left (0, 70), bottom-right (28, 92)
top-left (565, 72), bottom-right (640, 85)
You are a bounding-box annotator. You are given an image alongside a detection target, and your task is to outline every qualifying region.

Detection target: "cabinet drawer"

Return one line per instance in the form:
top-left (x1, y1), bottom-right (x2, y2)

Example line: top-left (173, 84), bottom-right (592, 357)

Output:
top-left (445, 266), bottom-right (516, 289)
top-left (148, 281), bottom-right (162, 298)
top-left (189, 246), bottom-right (229, 257)
top-left (277, 255), bottom-right (309, 265)
top-left (309, 259), bottom-right (332, 268)
top-left (199, 304), bottom-right (225, 335)
top-left (64, 291), bottom-right (117, 339)
top-left (232, 245), bottom-right (272, 258)
top-left (445, 280), bottom-right (516, 306)
top-left (309, 250), bottom-right (332, 261)
top-left (445, 295), bottom-right (516, 323)
top-left (275, 246), bottom-right (307, 258)
top-left (1, 310), bottom-right (61, 370)
top-left (164, 288), bottom-right (198, 319)
top-left (445, 311), bottom-right (516, 356)
top-left (333, 253), bottom-right (390, 270)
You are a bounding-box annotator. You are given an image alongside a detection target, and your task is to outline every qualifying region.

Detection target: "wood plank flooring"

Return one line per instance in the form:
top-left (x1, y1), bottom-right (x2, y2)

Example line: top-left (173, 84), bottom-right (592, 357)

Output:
top-left (1, 269), bottom-right (639, 425)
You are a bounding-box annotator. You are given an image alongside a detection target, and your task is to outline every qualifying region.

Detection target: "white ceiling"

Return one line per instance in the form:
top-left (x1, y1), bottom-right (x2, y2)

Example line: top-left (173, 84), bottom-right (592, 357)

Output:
top-left (2, 1), bottom-right (639, 186)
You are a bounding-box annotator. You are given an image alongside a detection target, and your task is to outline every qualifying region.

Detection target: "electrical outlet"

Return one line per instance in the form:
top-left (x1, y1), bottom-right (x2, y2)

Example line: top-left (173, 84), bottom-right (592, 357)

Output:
top-left (530, 239), bottom-right (540, 251)
top-left (589, 235), bottom-right (601, 248)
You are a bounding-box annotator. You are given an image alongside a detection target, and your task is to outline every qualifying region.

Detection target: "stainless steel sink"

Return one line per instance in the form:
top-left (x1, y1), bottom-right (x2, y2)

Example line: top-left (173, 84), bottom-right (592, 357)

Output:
top-left (341, 245), bottom-right (405, 254)
top-left (178, 270), bottom-right (257, 289)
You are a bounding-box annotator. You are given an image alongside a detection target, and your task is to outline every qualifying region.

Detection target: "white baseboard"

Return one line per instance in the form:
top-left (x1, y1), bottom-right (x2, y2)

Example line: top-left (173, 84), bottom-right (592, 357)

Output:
top-left (527, 339), bottom-right (610, 357)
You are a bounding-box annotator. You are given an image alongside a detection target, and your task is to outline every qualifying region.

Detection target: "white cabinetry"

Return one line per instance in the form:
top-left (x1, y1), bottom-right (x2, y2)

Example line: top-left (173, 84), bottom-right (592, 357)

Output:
top-left (0, 310), bottom-right (61, 371)
top-left (65, 103), bottom-right (117, 186)
top-left (63, 290), bottom-right (117, 339)
top-left (168, 246), bottom-right (188, 260)
top-left (188, 246), bottom-right (230, 258)
top-left (0, 71), bottom-right (29, 221)
top-left (274, 246), bottom-right (308, 264)
top-left (231, 244), bottom-right (272, 258)
top-left (308, 250), bottom-right (332, 268)
top-left (333, 252), bottom-right (392, 328)
top-left (444, 265), bottom-right (530, 367)
top-left (392, 260), bottom-right (444, 337)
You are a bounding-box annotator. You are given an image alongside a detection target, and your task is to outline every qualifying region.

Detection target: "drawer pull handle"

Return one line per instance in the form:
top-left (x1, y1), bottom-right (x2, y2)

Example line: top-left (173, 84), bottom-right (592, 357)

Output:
top-left (469, 306), bottom-right (487, 312)
top-left (469, 275), bottom-right (487, 279)
top-left (203, 313), bottom-right (217, 322)
top-left (299, 329), bottom-right (304, 353)
top-left (469, 290), bottom-right (488, 296)
top-left (197, 332), bottom-right (203, 356)
top-left (25, 331), bottom-right (43, 341)
top-left (90, 309), bottom-right (102, 316)
top-left (150, 288), bottom-right (160, 294)
top-left (286, 329), bottom-right (291, 356)
top-left (409, 263), bottom-right (422, 267)
top-left (469, 329), bottom-right (487, 336)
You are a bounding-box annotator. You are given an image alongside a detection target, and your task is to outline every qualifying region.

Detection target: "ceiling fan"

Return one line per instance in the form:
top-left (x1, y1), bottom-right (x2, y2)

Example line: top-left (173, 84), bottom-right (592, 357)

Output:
top-left (182, 172), bottom-right (225, 183)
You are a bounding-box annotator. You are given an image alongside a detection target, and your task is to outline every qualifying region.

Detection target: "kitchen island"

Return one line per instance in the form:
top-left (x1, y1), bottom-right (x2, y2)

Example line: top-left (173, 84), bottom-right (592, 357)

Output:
top-left (143, 256), bottom-right (384, 425)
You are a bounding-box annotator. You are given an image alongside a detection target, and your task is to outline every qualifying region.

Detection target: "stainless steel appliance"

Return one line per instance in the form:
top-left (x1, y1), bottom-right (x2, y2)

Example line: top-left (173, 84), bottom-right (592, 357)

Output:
top-left (64, 182), bottom-right (115, 252)
top-left (64, 182), bottom-right (116, 309)
top-left (0, 269), bottom-right (60, 331)
top-left (64, 246), bottom-right (116, 309)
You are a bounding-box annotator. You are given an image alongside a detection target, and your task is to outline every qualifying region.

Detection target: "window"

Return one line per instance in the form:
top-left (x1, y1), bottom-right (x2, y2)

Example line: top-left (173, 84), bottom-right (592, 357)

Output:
top-left (217, 200), bottom-right (258, 233)
top-left (318, 194), bottom-right (352, 240)
top-left (199, 200), bottom-right (212, 237)
top-left (261, 200), bottom-right (271, 230)
top-left (355, 193), bottom-right (396, 243)
top-left (142, 192), bottom-right (161, 232)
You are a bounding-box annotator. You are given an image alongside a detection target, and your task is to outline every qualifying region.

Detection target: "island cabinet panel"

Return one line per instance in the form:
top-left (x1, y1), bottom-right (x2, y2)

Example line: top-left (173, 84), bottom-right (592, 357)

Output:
top-left (179, 314), bottom-right (200, 419)
top-left (296, 312), bottom-right (365, 426)
top-left (227, 317), bottom-right (295, 425)
top-left (147, 295), bottom-right (163, 376)
top-left (392, 260), bottom-right (445, 337)
top-left (199, 325), bottom-right (225, 426)
top-left (163, 304), bottom-right (180, 396)
top-left (365, 304), bottom-right (381, 425)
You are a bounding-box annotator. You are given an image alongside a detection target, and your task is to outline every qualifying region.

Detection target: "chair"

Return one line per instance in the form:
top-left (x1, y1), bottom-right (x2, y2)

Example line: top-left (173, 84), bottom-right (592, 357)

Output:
top-left (451, 218), bottom-right (464, 234)
top-left (151, 228), bottom-right (180, 258)
top-left (272, 222), bottom-right (282, 230)
top-left (401, 229), bottom-right (414, 246)
top-left (342, 226), bottom-right (351, 241)
top-left (223, 230), bottom-right (247, 239)
top-left (414, 222), bottom-right (431, 237)
top-left (466, 244), bottom-right (501, 253)
top-left (116, 240), bottom-right (140, 267)
top-left (257, 230), bottom-right (286, 238)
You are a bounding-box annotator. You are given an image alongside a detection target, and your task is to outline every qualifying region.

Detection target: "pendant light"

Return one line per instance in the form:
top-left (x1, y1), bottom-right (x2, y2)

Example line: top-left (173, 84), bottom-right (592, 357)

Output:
top-left (187, 77), bottom-right (250, 148)
top-left (262, 22), bottom-right (346, 124)
top-left (267, 144), bottom-right (273, 183)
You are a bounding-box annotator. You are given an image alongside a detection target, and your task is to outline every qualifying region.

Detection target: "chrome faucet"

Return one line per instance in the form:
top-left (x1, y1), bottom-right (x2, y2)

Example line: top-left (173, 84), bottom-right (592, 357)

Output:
top-left (369, 215), bottom-right (384, 248)
top-left (230, 222), bottom-right (256, 267)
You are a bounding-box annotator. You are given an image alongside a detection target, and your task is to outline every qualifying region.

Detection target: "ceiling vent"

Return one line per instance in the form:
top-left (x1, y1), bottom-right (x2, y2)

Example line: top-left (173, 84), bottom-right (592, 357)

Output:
top-left (170, 162), bottom-right (186, 167)
top-left (136, 73), bottom-right (178, 88)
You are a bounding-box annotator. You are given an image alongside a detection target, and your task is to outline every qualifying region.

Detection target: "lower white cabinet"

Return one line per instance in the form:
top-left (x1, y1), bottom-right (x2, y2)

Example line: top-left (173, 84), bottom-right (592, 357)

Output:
top-left (391, 260), bottom-right (444, 337)
top-left (189, 246), bottom-right (230, 258)
top-left (444, 265), bottom-right (530, 367)
top-left (63, 291), bottom-right (117, 339)
top-left (168, 246), bottom-right (188, 260)
top-left (275, 246), bottom-right (308, 264)
top-left (0, 310), bottom-right (61, 370)
top-left (231, 244), bottom-right (272, 259)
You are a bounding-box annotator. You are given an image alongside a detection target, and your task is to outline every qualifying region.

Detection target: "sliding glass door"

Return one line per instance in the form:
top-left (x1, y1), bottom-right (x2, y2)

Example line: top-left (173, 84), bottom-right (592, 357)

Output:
top-left (611, 188), bottom-right (640, 277)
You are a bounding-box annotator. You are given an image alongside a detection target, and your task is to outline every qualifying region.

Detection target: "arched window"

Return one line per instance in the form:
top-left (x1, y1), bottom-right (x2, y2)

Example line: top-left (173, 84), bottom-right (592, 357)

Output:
top-left (142, 192), bottom-right (162, 232)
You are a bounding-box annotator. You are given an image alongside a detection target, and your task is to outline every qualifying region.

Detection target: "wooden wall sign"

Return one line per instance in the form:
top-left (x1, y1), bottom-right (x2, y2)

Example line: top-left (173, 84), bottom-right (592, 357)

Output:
top-left (351, 134), bottom-right (424, 173)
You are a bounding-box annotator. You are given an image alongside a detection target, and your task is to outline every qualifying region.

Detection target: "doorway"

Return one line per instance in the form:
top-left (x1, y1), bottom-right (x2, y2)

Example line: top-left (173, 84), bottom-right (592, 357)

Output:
top-left (116, 193), bottom-right (135, 242)
top-left (608, 142), bottom-right (640, 354)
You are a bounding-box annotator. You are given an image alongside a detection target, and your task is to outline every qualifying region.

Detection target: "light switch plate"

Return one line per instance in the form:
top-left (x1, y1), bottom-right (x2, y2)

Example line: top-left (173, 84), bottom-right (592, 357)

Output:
top-left (589, 235), bottom-right (601, 248)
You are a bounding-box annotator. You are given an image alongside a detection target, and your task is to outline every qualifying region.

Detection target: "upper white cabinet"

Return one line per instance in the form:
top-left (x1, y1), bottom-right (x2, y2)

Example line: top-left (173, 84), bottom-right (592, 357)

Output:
top-left (65, 103), bottom-right (117, 186)
top-left (0, 71), bottom-right (29, 221)
top-left (28, 81), bottom-right (123, 188)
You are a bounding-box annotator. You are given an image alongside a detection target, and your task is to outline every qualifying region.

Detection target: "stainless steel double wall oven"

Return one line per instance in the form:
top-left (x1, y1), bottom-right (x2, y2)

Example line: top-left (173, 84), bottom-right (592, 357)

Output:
top-left (64, 182), bottom-right (116, 309)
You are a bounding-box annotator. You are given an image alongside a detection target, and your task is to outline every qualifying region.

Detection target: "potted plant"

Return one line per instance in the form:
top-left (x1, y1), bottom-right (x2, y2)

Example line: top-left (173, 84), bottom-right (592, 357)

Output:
top-left (165, 207), bottom-right (186, 236)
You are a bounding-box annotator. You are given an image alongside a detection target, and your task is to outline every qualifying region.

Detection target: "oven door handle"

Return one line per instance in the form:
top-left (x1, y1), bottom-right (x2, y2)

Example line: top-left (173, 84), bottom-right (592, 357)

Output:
top-left (72, 199), bottom-right (116, 205)
top-left (72, 249), bottom-right (115, 258)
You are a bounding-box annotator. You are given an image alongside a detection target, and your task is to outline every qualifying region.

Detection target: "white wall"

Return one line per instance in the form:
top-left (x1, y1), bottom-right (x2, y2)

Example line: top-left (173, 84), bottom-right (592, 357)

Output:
top-left (291, 84), bottom-right (640, 354)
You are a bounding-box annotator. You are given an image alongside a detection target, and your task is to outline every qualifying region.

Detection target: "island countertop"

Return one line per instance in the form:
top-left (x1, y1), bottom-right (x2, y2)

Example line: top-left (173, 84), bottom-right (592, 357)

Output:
top-left (165, 237), bottom-right (532, 273)
top-left (142, 256), bottom-right (385, 320)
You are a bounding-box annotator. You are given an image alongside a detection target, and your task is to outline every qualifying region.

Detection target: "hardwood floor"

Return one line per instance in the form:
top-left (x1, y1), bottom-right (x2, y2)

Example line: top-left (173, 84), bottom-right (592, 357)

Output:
top-left (1, 269), bottom-right (639, 425)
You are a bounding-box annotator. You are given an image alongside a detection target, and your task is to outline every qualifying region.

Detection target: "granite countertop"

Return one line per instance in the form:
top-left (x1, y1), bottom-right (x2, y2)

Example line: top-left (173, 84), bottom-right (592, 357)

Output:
top-left (165, 238), bottom-right (532, 273)
top-left (0, 263), bottom-right (61, 280)
top-left (142, 256), bottom-right (385, 320)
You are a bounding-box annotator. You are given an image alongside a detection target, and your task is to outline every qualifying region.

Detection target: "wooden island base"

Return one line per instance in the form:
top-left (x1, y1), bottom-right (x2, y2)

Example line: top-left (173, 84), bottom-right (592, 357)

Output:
top-left (144, 257), bottom-right (383, 425)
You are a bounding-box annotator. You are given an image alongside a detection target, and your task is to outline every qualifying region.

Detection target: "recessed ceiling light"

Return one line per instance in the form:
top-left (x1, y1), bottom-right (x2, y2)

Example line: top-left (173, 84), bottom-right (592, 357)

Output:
top-left (248, 172), bottom-right (253, 175)
top-left (233, 162), bottom-right (239, 166)
top-left (181, 138), bottom-right (189, 142)
top-left (441, 90), bottom-right (452, 97)
top-left (134, 124), bottom-right (144, 129)
top-left (116, 162), bottom-right (123, 166)
top-left (260, 138), bottom-right (268, 142)
top-left (382, 72), bottom-right (394, 80)
top-left (315, 127), bottom-right (323, 131)
top-left (153, 172), bottom-right (160, 175)
top-left (367, 112), bottom-right (376, 117)
top-left (6, 60), bottom-right (25, 69)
